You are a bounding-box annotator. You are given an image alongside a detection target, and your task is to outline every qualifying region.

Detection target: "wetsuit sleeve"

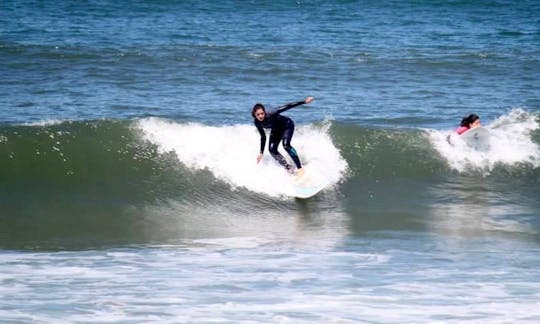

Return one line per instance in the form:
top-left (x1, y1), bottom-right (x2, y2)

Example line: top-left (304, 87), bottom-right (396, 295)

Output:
top-left (274, 100), bottom-right (306, 115)
top-left (255, 120), bottom-right (266, 153)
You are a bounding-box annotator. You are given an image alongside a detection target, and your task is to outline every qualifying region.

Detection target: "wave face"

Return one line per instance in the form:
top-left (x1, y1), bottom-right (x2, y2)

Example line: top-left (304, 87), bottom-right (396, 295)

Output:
top-left (1, 111), bottom-right (539, 249)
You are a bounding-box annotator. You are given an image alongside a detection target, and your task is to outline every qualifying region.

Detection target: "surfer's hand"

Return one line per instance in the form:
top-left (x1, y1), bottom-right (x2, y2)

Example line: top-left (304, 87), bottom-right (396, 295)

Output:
top-left (256, 153), bottom-right (263, 164)
top-left (304, 96), bottom-right (314, 104)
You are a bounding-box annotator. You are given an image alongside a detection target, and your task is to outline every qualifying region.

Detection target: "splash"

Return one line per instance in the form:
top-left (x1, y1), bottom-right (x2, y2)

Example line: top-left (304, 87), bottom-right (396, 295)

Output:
top-left (137, 118), bottom-right (348, 197)
top-left (428, 109), bottom-right (540, 173)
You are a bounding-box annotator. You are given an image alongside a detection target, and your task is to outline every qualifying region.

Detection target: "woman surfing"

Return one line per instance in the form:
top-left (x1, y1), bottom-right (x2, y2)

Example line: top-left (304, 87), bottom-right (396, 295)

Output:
top-left (251, 96), bottom-right (314, 176)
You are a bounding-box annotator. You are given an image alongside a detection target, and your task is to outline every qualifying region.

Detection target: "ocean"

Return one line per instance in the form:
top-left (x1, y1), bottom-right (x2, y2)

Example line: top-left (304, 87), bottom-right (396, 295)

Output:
top-left (1, 0), bottom-right (540, 322)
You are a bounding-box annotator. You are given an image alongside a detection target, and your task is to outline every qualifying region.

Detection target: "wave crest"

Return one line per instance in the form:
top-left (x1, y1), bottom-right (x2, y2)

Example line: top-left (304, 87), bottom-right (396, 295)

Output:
top-left (137, 118), bottom-right (348, 197)
top-left (427, 109), bottom-right (540, 173)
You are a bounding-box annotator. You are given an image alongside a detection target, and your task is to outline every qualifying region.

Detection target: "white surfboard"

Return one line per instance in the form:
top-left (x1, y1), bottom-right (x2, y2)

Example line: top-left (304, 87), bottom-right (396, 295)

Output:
top-left (290, 169), bottom-right (328, 199)
top-left (460, 126), bottom-right (490, 151)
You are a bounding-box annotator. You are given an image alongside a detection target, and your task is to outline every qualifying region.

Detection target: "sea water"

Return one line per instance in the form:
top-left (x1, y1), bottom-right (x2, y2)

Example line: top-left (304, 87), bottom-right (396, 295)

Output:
top-left (1, 1), bottom-right (540, 322)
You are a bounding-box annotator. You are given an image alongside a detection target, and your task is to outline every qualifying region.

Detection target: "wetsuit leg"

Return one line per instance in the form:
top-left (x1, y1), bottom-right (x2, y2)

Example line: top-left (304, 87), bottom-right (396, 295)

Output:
top-left (269, 131), bottom-right (292, 171)
top-left (281, 121), bottom-right (302, 169)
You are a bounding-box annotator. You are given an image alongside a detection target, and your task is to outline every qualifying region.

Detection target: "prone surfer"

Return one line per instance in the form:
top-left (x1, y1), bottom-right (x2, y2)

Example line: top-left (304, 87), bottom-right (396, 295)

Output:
top-left (251, 96), bottom-right (314, 176)
top-left (455, 114), bottom-right (481, 135)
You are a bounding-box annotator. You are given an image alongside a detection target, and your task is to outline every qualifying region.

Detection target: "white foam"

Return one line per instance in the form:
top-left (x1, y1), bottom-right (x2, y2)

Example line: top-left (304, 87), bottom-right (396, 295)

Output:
top-left (427, 109), bottom-right (540, 173)
top-left (24, 119), bottom-right (72, 126)
top-left (136, 118), bottom-right (348, 197)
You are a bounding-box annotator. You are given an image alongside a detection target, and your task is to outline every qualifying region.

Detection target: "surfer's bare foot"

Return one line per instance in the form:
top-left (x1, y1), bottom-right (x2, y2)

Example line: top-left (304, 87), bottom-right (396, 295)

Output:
top-left (296, 168), bottom-right (305, 177)
top-left (285, 164), bottom-right (295, 174)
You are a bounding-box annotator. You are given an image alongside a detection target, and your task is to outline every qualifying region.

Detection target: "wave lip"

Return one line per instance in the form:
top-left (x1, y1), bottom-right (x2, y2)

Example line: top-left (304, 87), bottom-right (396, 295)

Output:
top-left (427, 109), bottom-right (540, 173)
top-left (137, 118), bottom-right (348, 198)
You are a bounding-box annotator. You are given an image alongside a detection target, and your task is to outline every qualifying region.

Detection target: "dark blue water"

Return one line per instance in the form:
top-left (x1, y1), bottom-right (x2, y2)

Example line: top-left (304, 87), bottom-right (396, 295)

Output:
top-left (2, 1), bottom-right (539, 126)
top-left (1, 1), bottom-right (540, 322)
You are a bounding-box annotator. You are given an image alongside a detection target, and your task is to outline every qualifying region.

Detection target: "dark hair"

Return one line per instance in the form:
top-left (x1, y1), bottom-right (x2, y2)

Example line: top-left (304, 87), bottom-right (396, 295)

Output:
top-left (460, 114), bottom-right (480, 127)
top-left (251, 103), bottom-right (265, 118)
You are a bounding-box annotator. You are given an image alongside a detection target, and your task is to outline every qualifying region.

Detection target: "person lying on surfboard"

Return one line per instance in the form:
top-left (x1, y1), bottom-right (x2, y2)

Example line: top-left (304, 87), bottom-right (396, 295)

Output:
top-left (455, 114), bottom-right (481, 135)
top-left (252, 96), bottom-right (314, 177)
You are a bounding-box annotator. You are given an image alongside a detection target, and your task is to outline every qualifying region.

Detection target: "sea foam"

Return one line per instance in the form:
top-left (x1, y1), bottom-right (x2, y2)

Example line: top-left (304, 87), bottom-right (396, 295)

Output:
top-left (137, 118), bottom-right (348, 197)
top-left (427, 109), bottom-right (540, 173)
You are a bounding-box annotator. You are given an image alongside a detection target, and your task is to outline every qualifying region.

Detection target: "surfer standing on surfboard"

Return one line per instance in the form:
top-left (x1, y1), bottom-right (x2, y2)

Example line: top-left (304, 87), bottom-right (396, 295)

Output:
top-left (252, 96), bottom-right (314, 176)
top-left (455, 114), bottom-right (481, 135)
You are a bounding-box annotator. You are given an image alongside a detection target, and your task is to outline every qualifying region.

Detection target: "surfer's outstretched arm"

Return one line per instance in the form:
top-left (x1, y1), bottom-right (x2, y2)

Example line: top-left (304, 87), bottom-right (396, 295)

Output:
top-left (274, 96), bottom-right (314, 114)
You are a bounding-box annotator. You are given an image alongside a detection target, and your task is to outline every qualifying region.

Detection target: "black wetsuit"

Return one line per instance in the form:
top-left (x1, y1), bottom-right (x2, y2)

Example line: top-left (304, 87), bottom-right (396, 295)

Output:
top-left (254, 100), bottom-right (305, 170)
